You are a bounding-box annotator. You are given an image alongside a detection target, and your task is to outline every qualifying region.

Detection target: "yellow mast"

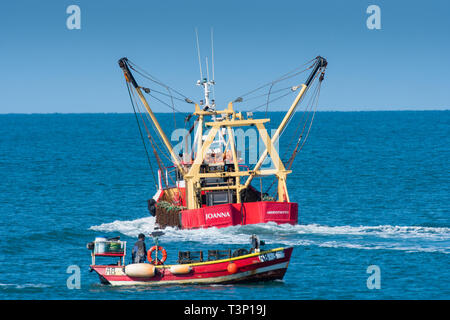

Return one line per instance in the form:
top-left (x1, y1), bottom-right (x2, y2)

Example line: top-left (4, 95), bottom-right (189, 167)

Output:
top-left (242, 84), bottom-right (307, 192)
top-left (118, 58), bottom-right (185, 175)
top-left (243, 57), bottom-right (327, 199)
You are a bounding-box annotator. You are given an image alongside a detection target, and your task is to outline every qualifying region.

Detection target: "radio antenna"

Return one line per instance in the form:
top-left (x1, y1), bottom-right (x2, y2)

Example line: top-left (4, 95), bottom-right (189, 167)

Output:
top-left (211, 27), bottom-right (215, 82)
top-left (194, 28), bottom-right (216, 110)
top-left (206, 56), bottom-right (210, 81)
top-left (195, 28), bottom-right (203, 80)
top-left (210, 27), bottom-right (216, 100)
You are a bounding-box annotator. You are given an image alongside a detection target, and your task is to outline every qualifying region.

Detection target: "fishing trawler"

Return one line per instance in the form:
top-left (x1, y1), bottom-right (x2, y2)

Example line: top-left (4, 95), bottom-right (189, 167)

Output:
top-left (88, 232), bottom-right (293, 286)
top-left (119, 53), bottom-right (327, 230)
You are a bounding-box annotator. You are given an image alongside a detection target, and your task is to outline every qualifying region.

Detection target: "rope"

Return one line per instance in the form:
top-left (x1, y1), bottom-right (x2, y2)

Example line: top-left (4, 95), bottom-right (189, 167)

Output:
top-left (247, 90), bottom-right (296, 112)
top-left (135, 103), bottom-right (168, 189)
top-left (126, 82), bottom-right (158, 190)
top-left (232, 58), bottom-right (316, 103)
top-left (264, 66), bottom-right (326, 196)
top-left (276, 69), bottom-right (322, 147)
top-left (131, 86), bottom-right (185, 197)
top-left (239, 85), bottom-right (293, 102)
top-left (145, 87), bottom-right (191, 104)
top-left (127, 59), bottom-right (196, 104)
top-left (127, 58), bottom-right (197, 134)
top-left (131, 88), bottom-right (175, 165)
top-left (146, 92), bottom-right (185, 114)
top-left (282, 74), bottom-right (321, 164)
top-left (265, 83), bottom-right (274, 118)
top-left (293, 74), bottom-right (323, 157)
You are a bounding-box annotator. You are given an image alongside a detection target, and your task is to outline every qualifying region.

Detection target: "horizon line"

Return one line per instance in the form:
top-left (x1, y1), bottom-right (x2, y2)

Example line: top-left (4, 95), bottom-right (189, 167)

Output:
top-left (0, 108), bottom-right (448, 115)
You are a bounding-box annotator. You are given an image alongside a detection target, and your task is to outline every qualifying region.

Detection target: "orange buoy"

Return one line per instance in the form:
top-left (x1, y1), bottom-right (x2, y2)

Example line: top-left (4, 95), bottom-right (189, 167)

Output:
top-left (147, 246), bottom-right (167, 265)
top-left (227, 262), bottom-right (238, 274)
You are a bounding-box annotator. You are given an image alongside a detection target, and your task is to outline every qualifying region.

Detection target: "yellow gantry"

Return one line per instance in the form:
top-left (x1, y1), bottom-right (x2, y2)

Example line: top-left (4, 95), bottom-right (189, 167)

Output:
top-left (119, 56), bottom-right (327, 209)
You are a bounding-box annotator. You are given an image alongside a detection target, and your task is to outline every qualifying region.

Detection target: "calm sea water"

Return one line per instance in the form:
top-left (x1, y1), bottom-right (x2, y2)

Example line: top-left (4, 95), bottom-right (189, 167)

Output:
top-left (0, 111), bottom-right (448, 299)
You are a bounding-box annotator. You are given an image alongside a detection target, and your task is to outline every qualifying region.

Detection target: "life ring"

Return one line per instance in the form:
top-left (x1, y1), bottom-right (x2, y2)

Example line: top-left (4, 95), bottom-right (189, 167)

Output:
top-left (147, 246), bottom-right (167, 265)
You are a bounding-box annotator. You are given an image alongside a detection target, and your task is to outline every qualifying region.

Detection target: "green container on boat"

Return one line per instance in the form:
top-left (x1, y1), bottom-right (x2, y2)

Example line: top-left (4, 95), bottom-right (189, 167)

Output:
top-left (108, 242), bottom-right (122, 253)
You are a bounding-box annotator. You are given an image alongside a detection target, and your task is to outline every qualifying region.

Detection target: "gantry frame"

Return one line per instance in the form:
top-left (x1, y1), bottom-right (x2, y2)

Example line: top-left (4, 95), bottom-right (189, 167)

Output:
top-left (119, 56), bottom-right (327, 209)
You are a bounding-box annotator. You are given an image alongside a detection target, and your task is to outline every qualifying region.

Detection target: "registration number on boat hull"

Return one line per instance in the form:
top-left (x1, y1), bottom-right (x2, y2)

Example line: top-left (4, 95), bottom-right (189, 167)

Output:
top-left (259, 251), bottom-right (285, 262)
top-left (105, 267), bottom-right (125, 276)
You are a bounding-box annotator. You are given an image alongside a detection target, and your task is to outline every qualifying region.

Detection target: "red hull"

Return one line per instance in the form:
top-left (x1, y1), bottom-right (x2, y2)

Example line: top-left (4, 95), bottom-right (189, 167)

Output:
top-left (91, 247), bottom-right (293, 286)
top-left (181, 201), bottom-right (298, 229)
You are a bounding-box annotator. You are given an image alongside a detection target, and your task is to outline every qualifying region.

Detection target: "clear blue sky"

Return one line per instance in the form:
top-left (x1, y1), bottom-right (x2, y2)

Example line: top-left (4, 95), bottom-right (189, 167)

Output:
top-left (1, 0), bottom-right (449, 113)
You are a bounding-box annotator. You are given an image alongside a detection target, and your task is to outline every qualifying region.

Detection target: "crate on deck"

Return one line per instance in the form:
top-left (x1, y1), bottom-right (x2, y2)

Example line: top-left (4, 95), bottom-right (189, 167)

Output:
top-left (177, 250), bottom-right (204, 264)
top-left (207, 249), bottom-right (231, 261)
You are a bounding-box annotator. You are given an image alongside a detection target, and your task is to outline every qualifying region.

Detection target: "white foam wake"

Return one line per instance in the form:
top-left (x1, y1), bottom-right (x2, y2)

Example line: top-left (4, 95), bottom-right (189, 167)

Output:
top-left (89, 217), bottom-right (450, 254)
top-left (264, 223), bottom-right (450, 240)
top-left (90, 217), bottom-right (156, 237)
top-left (0, 283), bottom-right (50, 290)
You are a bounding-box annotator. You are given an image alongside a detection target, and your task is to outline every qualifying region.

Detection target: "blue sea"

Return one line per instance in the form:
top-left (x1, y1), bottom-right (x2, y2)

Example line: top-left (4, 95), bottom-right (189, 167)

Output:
top-left (0, 111), bottom-right (448, 299)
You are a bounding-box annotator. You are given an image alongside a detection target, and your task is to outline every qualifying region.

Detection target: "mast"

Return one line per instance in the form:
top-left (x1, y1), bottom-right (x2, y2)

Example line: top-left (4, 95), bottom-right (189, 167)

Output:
top-left (195, 28), bottom-right (216, 114)
top-left (118, 58), bottom-right (185, 176)
top-left (196, 78), bottom-right (216, 111)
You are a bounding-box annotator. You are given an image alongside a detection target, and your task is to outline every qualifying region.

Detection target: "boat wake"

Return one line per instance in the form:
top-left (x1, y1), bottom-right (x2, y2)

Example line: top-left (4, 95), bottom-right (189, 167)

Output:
top-left (89, 217), bottom-right (450, 254)
top-left (0, 283), bottom-right (50, 290)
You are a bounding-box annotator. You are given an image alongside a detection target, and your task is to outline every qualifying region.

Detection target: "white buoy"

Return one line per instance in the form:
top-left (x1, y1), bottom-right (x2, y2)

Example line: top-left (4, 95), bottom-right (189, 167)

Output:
top-left (125, 263), bottom-right (156, 278)
top-left (170, 265), bottom-right (192, 275)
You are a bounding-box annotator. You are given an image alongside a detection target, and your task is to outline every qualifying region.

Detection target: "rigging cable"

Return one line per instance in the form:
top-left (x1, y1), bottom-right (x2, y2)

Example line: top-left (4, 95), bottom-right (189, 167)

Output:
top-left (131, 86), bottom-right (182, 191)
top-left (130, 86), bottom-right (174, 166)
top-left (276, 69), bottom-right (322, 149)
top-left (232, 58), bottom-right (316, 104)
top-left (264, 67), bottom-right (325, 196)
top-left (131, 86), bottom-right (188, 199)
top-left (127, 59), bottom-right (197, 105)
top-left (129, 84), bottom-right (168, 179)
top-left (281, 72), bottom-right (321, 164)
top-left (265, 83), bottom-right (274, 118)
top-left (285, 79), bottom-right (321, 170)
top-left (126, 81), bottom-right (159, 190)
top-left (247, 89), bottom-right (297, 113)
top-left (289, 71), bottom-right (324, 162)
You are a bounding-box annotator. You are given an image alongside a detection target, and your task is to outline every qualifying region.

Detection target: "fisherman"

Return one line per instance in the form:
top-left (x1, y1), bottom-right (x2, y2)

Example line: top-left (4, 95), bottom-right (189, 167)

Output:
top-left (131, 233), bottom-right (147, 264)
top-left (250, 234), bottom-right (264, 253)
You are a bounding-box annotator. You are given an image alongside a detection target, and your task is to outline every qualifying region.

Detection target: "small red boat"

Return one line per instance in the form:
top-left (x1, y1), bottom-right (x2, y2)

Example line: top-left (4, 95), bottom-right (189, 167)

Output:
top-left (88, 233), bottom-right (293, 286)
